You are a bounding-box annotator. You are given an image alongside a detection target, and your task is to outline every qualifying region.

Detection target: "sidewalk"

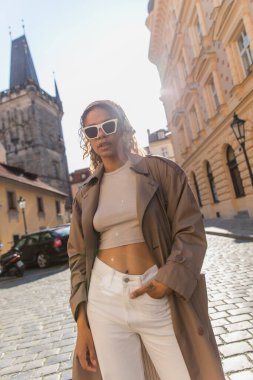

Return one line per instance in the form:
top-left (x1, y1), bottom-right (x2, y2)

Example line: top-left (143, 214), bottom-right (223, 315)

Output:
top-left (204, 217), bottom-right (253, 241)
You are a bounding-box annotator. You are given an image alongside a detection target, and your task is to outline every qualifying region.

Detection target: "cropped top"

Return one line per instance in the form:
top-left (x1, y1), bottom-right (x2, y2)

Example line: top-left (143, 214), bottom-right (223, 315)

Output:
top-left (93, 160), bottom-right (145, 249)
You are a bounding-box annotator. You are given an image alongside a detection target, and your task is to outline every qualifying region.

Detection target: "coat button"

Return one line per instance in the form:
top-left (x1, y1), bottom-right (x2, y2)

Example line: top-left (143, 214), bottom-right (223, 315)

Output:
top-left (175, 254), bottom-right (186, 263)
top-left (198, 327), bottom-right (204, 336)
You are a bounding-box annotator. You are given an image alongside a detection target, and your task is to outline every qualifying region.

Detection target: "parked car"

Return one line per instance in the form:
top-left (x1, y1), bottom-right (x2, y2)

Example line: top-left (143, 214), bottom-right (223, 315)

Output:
top-left (10, 226), bottom-right (70, 269)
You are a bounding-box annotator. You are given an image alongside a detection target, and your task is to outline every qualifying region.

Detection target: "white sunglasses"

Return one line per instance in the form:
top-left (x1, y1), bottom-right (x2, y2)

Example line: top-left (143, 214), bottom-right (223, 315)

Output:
top-left (82, 119), bottom-right (118, 140)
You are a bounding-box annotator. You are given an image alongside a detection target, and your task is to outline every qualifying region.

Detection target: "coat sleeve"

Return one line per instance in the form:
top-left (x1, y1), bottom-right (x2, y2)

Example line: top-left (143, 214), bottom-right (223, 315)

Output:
top-left (154, 161), bottom-right (207, 301)
top-left (67, 193), bottom-right (87, 322)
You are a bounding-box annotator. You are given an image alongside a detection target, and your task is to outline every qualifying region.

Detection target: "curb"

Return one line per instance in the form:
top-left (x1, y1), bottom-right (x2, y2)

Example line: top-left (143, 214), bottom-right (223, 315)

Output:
top-left (205, 229), bottom-right (253, 242)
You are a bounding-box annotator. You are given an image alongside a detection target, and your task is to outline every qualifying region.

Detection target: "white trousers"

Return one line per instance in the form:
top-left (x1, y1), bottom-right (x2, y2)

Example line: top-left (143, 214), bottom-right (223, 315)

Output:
top-left (87, 258), bottom-right (190, 380)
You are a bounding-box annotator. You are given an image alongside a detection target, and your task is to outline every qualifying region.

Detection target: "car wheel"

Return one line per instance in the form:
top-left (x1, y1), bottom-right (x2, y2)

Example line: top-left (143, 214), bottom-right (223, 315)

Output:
top-left (37, 253), bottom-right (50, 268)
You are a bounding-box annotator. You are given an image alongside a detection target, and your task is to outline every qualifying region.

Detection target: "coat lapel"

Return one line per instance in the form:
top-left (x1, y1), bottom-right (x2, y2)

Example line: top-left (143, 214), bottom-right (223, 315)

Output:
top-left (129, 154), bottom-right (159, 228)
top-left (135, 172), bottom-right (159, 226)
top-left (80, 165), bottom-right (104, 254)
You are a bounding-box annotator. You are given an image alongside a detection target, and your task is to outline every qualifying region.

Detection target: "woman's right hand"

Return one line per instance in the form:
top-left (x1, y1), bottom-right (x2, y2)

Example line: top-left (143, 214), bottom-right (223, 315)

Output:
top-left (76, 326), bottom-right (97, 372)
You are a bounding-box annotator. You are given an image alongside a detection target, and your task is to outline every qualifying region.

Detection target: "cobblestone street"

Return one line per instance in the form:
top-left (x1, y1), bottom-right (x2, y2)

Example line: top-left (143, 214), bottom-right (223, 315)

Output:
top-left (0, 235), bottom-right (253, 380)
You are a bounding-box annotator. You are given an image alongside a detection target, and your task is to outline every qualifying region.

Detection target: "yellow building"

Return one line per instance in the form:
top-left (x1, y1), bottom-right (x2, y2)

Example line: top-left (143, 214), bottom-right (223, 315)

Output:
top-left (0, 162), bottom-right (68, 254)
top-left (146, 0), bottom-right (253, 218)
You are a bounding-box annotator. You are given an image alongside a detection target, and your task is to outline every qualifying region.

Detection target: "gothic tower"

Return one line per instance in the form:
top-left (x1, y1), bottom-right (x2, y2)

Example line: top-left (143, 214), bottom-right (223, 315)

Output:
top-left (0, 34), bottom-right (71, 206)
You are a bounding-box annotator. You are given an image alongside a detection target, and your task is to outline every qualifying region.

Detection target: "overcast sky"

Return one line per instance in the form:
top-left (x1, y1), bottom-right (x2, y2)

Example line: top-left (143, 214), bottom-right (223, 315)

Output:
top-left (0, 0), bottom-right (167, 172)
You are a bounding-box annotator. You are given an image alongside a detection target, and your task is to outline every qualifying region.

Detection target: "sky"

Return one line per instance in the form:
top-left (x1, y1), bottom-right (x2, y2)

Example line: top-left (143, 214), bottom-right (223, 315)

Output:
top-left (0, 0), bottom-right (167, 172)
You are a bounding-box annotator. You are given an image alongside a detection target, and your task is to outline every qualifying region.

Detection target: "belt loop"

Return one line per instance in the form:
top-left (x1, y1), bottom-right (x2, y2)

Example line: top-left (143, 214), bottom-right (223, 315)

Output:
top-left (109, 270), bottom-right (115, 289)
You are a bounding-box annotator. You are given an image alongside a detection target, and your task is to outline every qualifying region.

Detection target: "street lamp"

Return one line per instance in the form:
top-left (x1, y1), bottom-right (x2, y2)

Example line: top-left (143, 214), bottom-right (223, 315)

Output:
top-left (17, 196), bottom-right (28, 235)
top-left (230, 113), bottom-right (253, 186)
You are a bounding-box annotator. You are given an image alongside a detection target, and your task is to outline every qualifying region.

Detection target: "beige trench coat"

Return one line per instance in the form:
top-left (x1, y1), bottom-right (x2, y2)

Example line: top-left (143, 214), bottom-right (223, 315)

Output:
top-left (68, 154), bottom-right (225, 380)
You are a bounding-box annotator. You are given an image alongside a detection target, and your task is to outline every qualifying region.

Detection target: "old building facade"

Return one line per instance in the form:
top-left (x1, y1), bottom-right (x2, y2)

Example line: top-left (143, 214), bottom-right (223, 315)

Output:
top-left (0, 162), bottom-right (68, 253)
top-left (0, 34), bottom-right (71, 207)
top-left (69, 167), bottom-right (90, 199)
top-left (145, 128), bottom-right (175, 161)
top-left (146, 0), bottom-right (253, 218)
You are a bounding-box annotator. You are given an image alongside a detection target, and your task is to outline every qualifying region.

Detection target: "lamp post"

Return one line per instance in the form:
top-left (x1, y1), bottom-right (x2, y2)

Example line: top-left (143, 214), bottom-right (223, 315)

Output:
top-left (17, 196), bottom-right (28, 235)
top-left (230, 113), bottom-right (253, 186)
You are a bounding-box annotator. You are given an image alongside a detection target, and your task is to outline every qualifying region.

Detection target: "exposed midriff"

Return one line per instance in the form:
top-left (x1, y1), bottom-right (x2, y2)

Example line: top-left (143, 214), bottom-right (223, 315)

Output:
top-left (97, 242), bottom-right (156, 275)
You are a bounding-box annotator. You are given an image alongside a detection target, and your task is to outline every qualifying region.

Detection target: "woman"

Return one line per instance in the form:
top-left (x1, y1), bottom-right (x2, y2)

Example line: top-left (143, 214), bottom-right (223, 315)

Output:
top-left (68, 100), bottom-right (225, 380)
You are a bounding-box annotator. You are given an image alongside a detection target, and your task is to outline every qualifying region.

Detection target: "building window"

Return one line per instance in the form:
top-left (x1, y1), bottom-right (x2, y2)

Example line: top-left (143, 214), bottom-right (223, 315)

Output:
top-left (226, 145), bottom-right (245, 198)
top-left (7, 191), bottom-right (17, 210)
top-left (55, 200), bottom-right (61, 215)
top-left (237, 27), bottom-right (253, 76)
top-left (209, 76), bottom-right (219, 110)
top-left (157, 131), bottom-right (165, 140)
top-left (181, 56), bottom-right (188, 80)
top-left (190, 106), bottom-right (201, 136)
top-left (192, 173), bottom-right (202, 207)
top-left (178, 126), bottom-right (187, 153)
top-left (196, 17), bottom-right (203, 43)
top-left (206, 162), bottom-right (219, 203)
top-left (161, 147), bottom-right (169, 158)
top-left (37, 197), bottom-right (44, 213)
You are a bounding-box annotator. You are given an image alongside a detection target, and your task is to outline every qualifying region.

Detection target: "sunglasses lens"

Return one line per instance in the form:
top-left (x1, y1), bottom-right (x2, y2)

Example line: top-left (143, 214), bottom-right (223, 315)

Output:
top-left (84, 126), bottom-right (98, 139)
top-left (103, 120), bottom-right (117, 134)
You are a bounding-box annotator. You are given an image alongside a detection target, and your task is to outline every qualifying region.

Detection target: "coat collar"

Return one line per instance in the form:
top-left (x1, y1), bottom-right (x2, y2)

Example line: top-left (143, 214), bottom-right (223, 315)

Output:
top-left (82, 153), bottom-right (149, 190)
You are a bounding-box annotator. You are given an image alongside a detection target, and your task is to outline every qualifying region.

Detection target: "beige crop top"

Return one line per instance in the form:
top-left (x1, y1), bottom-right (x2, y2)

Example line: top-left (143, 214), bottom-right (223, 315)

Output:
top-left (93, 160), bottom-right (145, 249)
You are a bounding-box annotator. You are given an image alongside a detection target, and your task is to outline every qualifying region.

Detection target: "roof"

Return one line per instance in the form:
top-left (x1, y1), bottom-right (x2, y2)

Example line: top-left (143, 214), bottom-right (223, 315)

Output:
top-left (0, 163), bottom-right (67, 197)
top-left (10, 35), bottom-right (39, 89)
top-left (69, 168), bottom-right (90, 184)
top-left (148, 129), bottom-right (170, 143)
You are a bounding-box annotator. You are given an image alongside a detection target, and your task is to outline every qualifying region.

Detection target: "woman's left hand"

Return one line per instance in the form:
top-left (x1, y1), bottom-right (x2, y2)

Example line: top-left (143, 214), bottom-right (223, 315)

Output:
top-left (129, 280), bottom-right (172, 299)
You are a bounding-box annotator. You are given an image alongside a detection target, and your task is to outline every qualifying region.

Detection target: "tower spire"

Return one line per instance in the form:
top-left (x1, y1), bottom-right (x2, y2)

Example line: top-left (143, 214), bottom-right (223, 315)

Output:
top-left (9, 34), bottom-right (39, 89)
top-left (53, 72), bottom-right (63, 111)
top-left (53, 72), bottom-right (60, 100)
